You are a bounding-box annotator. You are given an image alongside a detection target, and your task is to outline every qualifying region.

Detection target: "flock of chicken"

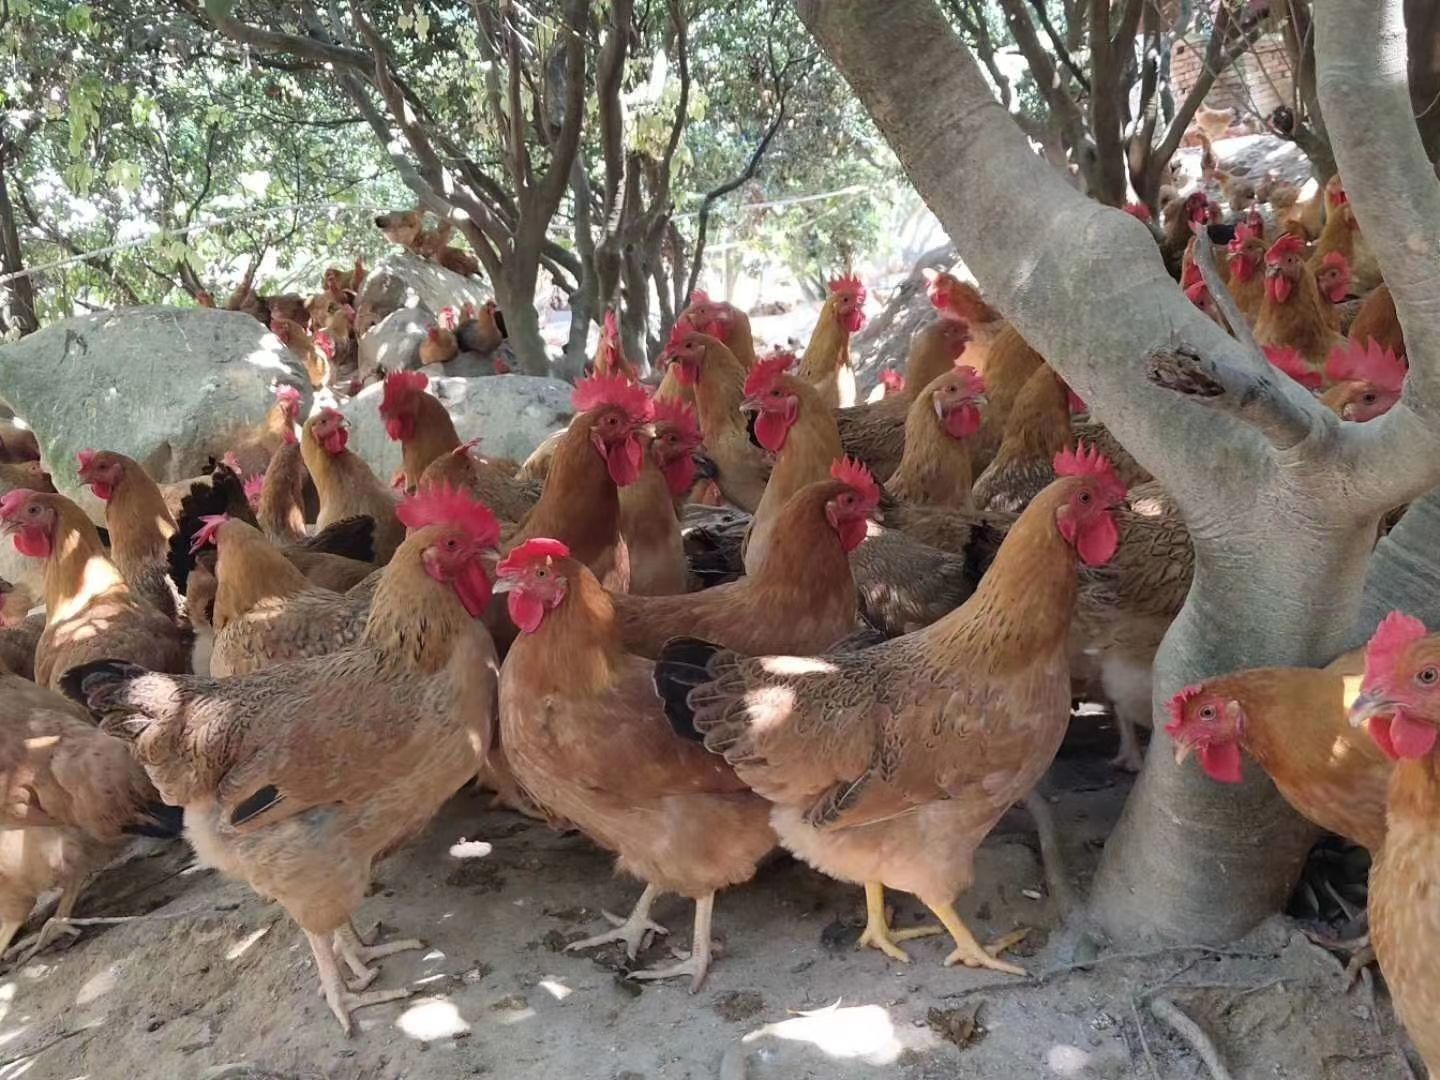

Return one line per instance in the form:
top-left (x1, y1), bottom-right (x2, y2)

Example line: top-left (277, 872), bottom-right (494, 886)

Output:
top-left (0, 166), bottom-right (1433, 1067)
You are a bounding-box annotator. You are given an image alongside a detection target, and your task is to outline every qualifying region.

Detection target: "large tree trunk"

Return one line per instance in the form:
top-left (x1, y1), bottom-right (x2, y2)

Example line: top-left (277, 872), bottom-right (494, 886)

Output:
top-left (795, 0), bottom-right (1440, 944)
top-left (0, 163), bottom-right (39, 337)
top-left (1406, 0), bottom-right (1440, 161)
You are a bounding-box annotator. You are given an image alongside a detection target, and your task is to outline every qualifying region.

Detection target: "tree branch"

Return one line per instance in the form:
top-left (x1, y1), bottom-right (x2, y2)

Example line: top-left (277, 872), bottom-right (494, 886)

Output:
top-left (1146, 343), bottom-right (1318, 451)
top-left (994, 0), bottom-right (1088, 142)
top-left (1025, 0), bottom-right (1090, 92)
top-left (200, 0), bottom-right (369, 69)
top-left (594, 0), bottom-right (632, 220)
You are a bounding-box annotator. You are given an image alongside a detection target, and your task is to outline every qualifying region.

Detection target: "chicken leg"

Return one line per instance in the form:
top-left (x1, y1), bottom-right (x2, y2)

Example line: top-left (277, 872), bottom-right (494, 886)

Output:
top-left (333, 921), bottom-right (424, 992)
top-left (305, 929), bottom-right (412, 1035)
top-left (629, 892), bottom-right (714, 993)
top-left (565, 883), bottom-right (669, 960)
top-left (10, 880), bottom-right (84, 965)
top-left (926, 901), bottom-right (1028, 976)
top-left (855, 882), bottom-right (942, 962)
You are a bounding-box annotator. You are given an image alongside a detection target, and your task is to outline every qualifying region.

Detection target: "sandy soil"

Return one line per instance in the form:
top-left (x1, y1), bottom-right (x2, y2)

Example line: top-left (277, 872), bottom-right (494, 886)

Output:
top-left (0, 721), bottom-right (1415, 1080)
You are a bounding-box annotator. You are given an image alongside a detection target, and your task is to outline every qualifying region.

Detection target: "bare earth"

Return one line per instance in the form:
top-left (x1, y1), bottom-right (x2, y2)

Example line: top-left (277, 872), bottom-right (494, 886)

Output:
top-left (1, 722), bottom-right (1415, 1080)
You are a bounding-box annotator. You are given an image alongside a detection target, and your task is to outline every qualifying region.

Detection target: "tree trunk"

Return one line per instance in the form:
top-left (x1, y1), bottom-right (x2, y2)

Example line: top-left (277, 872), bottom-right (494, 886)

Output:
top-left (0, 163), bottom-right (39, 337)
top-left (795, 0), bottom-right (1440, 944)
top-left (1406, 0), bottom-right (1440, 160)
top-left (497, 238), bottom-right (554, 377)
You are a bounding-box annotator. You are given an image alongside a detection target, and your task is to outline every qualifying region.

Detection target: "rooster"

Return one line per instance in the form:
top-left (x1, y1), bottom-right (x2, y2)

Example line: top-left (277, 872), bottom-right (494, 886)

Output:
top-left (1321, 338), bottom-right (1408, 422)
top-left (656, 445), bottom-right (1126, 971)
top-left (593, 309), bottom-right (639, 383)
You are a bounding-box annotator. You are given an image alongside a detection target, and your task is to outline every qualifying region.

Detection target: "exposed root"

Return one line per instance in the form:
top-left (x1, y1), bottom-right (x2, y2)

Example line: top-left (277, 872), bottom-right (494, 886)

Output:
top-left (1147, 996), bottom-right (1234, 1080)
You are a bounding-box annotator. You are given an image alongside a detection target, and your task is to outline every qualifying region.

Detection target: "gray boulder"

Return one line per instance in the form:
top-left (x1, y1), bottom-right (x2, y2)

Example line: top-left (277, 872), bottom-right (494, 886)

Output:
top-left (341, 373), bottom-right (573, 480)
top-left (0, 307), bottom-right (310, 496)
top-left (358, 307), bottom-right (431, 377)
top-left (356, 252), bottom-right (490, 325)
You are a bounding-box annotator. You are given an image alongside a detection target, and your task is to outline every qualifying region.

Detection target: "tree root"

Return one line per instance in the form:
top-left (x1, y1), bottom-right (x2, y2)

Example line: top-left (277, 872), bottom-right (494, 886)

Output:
top-left (1022, 790), bottom-right (1078, 918)
top-left (1147, 996), bottom-right (1234, 1080)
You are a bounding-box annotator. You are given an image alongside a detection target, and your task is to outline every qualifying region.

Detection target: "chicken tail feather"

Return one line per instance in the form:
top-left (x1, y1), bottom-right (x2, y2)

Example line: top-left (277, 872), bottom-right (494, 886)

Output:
top-left (654, 637), bottom-right (727, 743)
top-left (124, 800), bottom-right (185, 839)
top-left (300, 515), bottom-right (375, 562)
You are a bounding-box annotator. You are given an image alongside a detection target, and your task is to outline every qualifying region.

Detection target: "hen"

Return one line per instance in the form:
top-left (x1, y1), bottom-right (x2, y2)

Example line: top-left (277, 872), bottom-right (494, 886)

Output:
top-left (495, 538), bottom-right (776, 990)
top-left (63, 487), bottom-right (502, 1033)
top-left (301, 409), bottom-right (404, 564)
top-left (617, 400), bottom-right (703, 597)
top-left (921, 271), bottom-right (1007, 373)
top-left (656, 446), bottom-right (1127, 971)
top-left (1348, 283), bottom-right (1405, 359)
top-left (1253, 234), bottom-right (1347, 371)
top-left (886, 365), bottom-right (986, 507)
top-left (971, 365), bottom-right (1074, 513)
top-left (76, 449), bottom-right (180, 622)
top-left (678, 290), bottom-right (758, 369)
top-left (0, 578), bottom-right (42, 681)
top-left (797, 274), bottom-right (867, 409)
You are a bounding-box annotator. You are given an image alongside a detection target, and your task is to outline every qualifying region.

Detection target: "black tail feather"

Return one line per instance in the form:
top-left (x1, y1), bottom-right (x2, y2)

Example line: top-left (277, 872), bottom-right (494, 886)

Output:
top-left (125, 800), bottom-right (184, 839)
top-left (654, 637), bottom-right (724, 743)
top-left (58, 658), bottom-right (149, 717)
top-left (300, 515), bottom-right (375, 563)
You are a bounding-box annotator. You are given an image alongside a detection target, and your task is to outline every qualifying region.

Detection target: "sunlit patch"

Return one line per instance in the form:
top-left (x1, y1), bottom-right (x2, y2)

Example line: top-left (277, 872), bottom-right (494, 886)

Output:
top-left (759, 656), bottom-right (836, 677)
top-left (422, 949), bottom-right (446, 962)
top-left (0, 1054), bottom-right (36, 1078)
top-left (742, 1002), bottom-right (928, 1065)
top-left (413, 973), bottom-right (449, 987)
top-left (493, 1004), bottom-right (536, 1025)
top-left (1047, 1044), bottom-right (1092, 1075)
top-left (1341, 673), bottom-right (1364, 710)
top-left (742, 686), bottom-right (796, 729)
top-left (448, 839), bottom-right (492, 859)
top-left (0, 1024), bottom-right (28, 1049)
top-left (75, 964), bottom-right (119, 1006)
top-left (225, 926), bottom-right (270, 961)
top-left (395, 996), bottom-right (469, 1041)
top-left (538, 978), bottom-right (571, 1001)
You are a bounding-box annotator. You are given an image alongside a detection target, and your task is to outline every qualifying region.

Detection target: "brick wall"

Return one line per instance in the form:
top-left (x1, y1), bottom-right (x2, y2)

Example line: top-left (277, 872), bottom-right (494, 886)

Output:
top-left (1171, 32), bottom-right (1294, 119)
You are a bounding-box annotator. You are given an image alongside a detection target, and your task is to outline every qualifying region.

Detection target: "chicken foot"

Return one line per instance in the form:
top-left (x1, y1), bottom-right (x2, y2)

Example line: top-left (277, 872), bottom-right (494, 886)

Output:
top-left (629, 891), bottom-right (714, 993)
top-left (926, 901), bottom-right (1028, 976)
top-left (7, 882), bottom-right (84, 965)
top-left (305, 929), bottom-right (412, 1035)
top-left (333, 922), bottom-right (424, 992)
top-left (855, 881), bottom-right (942, 963)
top-left (566, 883), bottom-right (669, 960)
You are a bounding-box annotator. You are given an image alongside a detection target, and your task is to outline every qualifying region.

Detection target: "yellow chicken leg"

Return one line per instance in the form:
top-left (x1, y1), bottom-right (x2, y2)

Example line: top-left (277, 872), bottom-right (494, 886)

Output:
top-left (856, 882), bottom-right (942, 963)
top-left (306, 929), bottom-right (412, 1035)
top-left (926, 901), bottom-right (1028, 976)
top-left (333, 921), bottom-right (425, 991)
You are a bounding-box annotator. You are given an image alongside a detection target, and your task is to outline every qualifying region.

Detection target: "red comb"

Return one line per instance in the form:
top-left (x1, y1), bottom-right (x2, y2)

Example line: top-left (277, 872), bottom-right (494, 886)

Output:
top-left (396, 484), bottom-right (501, 548)
top-left (1122, 202), bottom-right (1153, 223)
top-left (830, 456), bottom-right (880, 508)
top-left (571, 373), bottom-right (652, 422)
top-left (743, 351), bottom-right (795, 398)
top-left (313, 330), bottom-right (335, 359)
top-left (689, 290), bottom-right (710, 306)
top-left (1185, 281), bottom-right (1210, 308)
top-left (380, 370), bottom-right (430, 414)
top-left (1053, 441), bottom-right (1126, 503)
top-left (603, 309), bottom-right (620, 338)
top-left (497, 537), bottom-right (570, 578)
top-left (1229, 222), bottom-right (1260, 250)
top-left (1263, 346), bottom-right (1323, 391)
top-left (954, 365), bottom-right (986, 397)
top-left (76, 449), bottom-right (97, 472)
top-left (190, 514), bottom-right (228, 554)
top-left (1364, 611), bottom-right (1429, 690)
top-left (438, 306), bottom-right (459, 331)
top-left (829, 273), bottom-right (866, 302)
top-left (275, 385), bottom-right (302, 406)
top-left (1265, 233), bottom-right (1305, 264)
top-left (1321, 251), bottom-right (1350, 272)
top-left (1324, 338), bottom-right (1407, 393)
top-left (651, 398), bottom-right (701, 444)
top-left (243, 472), bottom-right (266, 505)
top-left (0, 489), bottom-right (33, 520)
top-left (879, 370), bottom-right (905, 390)
top-left (1164, 683), bottom-right (1207, 736)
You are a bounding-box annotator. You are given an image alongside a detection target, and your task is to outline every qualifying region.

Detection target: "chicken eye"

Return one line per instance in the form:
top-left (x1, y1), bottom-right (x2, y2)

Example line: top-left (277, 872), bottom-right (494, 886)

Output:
top-left (1417, 667), bottom-right (1439, 686)
top-left (445, 538), bottom-right (458, 551)
top-left (1078, 491), bottom-right (1092, 505)
top-left (534, 568), bottom-right (548, 579)
top-left (1362, 392), bottom-right (1377, 405)
top-left (1198, 704), bottom-right (1217, 721)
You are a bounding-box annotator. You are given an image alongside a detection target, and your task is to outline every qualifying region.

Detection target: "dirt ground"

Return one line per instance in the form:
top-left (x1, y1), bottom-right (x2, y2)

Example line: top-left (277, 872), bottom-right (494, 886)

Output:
top-left (0, 720), bottom-right (1417, 1080)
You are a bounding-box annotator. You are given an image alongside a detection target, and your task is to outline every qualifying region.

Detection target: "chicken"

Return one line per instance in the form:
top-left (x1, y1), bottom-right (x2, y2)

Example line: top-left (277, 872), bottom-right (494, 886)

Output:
top-left (506, 374), bottom-right (650, 590)
top-left (654, 445), bottom-right (1127, 971)
top-left (301, 409), bottom-right (404, 564)
top-left (187, 516), bottom-right (376, 676)
top-left (0, 491), bottom-right (191, 690)
top-left (0, 461), bottom-right (54, 497)
top-left (420, 441), bottom-right (539, 525)
top-left (420, 323), bottom-right (459, 367)
top-left (494, 537), bottom-right (776, 989)
top-left (1311, 177), bottom-right (1382, 294)
top-left (741, 356), bottom-right (844, 576)
top-left (797, 274), bottom-right (867, 409)
top-left (593, 309), bottom-right (639, 382)
top-left (1161, 192), bottom-right (1218, 279)
top-left (886, 366), bottom-right (986, 507)
top-left (0, 579), bottom-right (42, 681)
top-left (920, 272), bottom-right (1007, 374)
top-left (971, 365), bottom-right (1074, 512)
top-left (834, 319), bottom-right (971, 480)
top-left (1190, 103), bottom-right (1238, 144)
top-left (1071, 481), bottom-right (1193, 770)
top-left (1225, 219), bottom-right (1268, 323)
top-left (1345, 613), bottom-right (1440, 1077)
top-left (1320, 338), bottom-right (1408, 422)
top-left (1264, 344), bottom-right (1325, 392)
top-left (62, 487), bottom-right (502, 1033)
top-left (379, 371), bottom-right (461, 492)
top-left (1253, 233), bottom-right (1348, 371)
top-left (618, 400), bottom-right (704, 597)
top-left (76, 449), bottom-right (180, 622)
top-left (678, 290), bottom-right (757, 369)
top-left (1166, 648), bottom-right (1388, 852)
top-left (968, 323), bottom-right (1047, 468)
top-left (457, 300), bottom-right (507, 356)
top-left (1315, 252), bottom-right (1356, 331)
top-left (1348, 283), bottom-right (1405, 359)
top-left (0, 665), bottom-right (181, 959)
top-left (614, 459), bottom-right (872, 659)
top-left (270, 317), bottom-right (329, 389)
top-left (661, 328), bottom-right (770, 512)
top-left (0, 422), bottom-right (40, 464)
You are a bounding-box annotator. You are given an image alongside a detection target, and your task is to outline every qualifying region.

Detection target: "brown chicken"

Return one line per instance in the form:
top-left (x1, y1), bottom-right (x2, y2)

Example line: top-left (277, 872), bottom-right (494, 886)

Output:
top-left (495, 537), bottom-right (777, 989)
top-left (506, 374), bottom-right (651, 591)
top-left (1321, 338), bottom-right (1408, 422)
top-left (1345, 614), bottom-right (1440, 1076)
top-left (63, 487), bottom-right (503, 1033)
top-left (921, 272), bottom-right (1007, 374)
top-left (379, 371), bottom-right (460, 491)
top-left (1348, 283), bottom-right (1405, 359)
top-left (76, 449), bottom-right (180, 621)
top-left (661, 328), bottom-right (770, 512)
top-left (968, 323), bottom-right (1047, 468)
top-left (0, 491), bottom-right (190, 690)
top-left (1253, 233), bottom-right (1348, 371)
top-left (834, 319), bottom-right (972, 481)
top-left (593, 309), bottom-right (639, 382)
top-left (678, 290), bottom-right (757, 369)
top-left (457, 300), bottom-right (507, 356)
top-left (1168, 648), bottom-right (1389, 851)
top-left (971, 365), bottom-right (1074, 512)
top-left (420, 441), bottom-right (539, 525)
top-left (618, 400), bottom-right (703, 597)
top-left (655, 445), bottom-right (1128, 972)
top-left (886, 366), bottom-right (987, 507)
top-left (1225, 219), bottom-right (1268, 323)
top-left (0, 665), bottom-right (180, 959)
top-left (301, 409), bottom-right (404, 564)
top-left (0, 422), bottom-right (40, 464)
top-left (1311, 177), bottom-right (1381, 294)
top-left (615, 459), bottom-right (873, 659)
top-left (797, 274), bottom-right (867, 409)
top-left (270, 317), bottom-right (329, 389)
top-left (420, 323), bottom-right (460, 367)
top-left (0, 579), bottom-right (42, 681)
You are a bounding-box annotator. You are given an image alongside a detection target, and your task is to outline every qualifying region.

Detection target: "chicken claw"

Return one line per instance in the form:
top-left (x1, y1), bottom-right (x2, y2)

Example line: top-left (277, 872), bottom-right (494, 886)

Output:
top-left (856, 883), bottom-right (942, 963)
top-left (307, 929), bottom-right (413, 1035)
top-left (8, 917), bottom-right (83, 965)
top-left (333, 923), bottom-right (424, 991)
top-left (566, 883), bottom-right (669, 960)
top-left (928, 902), bottom-right (1028, 976)
top-left (628, 893), bottom-right (713, 993)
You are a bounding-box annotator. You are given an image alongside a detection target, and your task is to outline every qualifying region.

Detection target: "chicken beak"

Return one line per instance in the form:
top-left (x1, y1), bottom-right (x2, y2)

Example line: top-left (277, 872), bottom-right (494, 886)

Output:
top-left (490, 576), bottom-right (518, 595)
top-left (738, 397), bottom-right (761, 416)
top-left (1172, 739), bottom-right (1195, 767)
top-left (1347, 691), bottom-right (1394, 729)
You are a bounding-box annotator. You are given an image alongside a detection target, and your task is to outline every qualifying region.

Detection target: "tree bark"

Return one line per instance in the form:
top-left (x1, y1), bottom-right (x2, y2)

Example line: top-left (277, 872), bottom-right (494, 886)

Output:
top-left (0, 163), bottom-right (39, 337)
top-left (794, 0), bottom-right (1440, 944)
top-left (1407, 0), bottom-right (1440, 160)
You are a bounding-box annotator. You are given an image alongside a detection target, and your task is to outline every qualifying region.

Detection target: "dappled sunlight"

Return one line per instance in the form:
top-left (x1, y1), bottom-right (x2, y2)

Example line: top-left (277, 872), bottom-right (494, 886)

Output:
top-left (537, 978), bottom-right (572, 1001)
top-left (1048, 1044), bottom-right (1100, 1075)
top-left (740, 1002), bottom-right (933, 1066)
top-left (396, 996), bottom-right (470, 1041)
top-left (448, 839), bottom-right (492, 859)
top-left (0, 1055), bottom-right (36, 1079)
top-left (74, 964), bottom-right (119, 1007)
top-left (758, 655), bottom-right (836, 677)
top-left (0, 1024), bottom-right (29, 1050)
top-left (241, 346), bottom-right (297, 376)
top-left (491, 1000), bottom-right (537, 1026)
top-left (225, 926), bottom-right (270, 961)
top-left (743, 685), bottom-right (796, 728)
